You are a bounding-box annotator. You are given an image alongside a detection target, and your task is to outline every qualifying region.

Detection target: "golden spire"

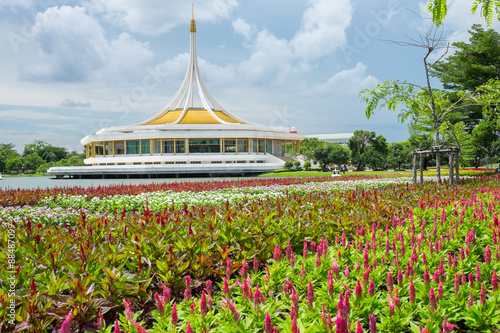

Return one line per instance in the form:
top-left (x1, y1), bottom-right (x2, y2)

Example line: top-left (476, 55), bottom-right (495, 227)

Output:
top-left (190, 4), bottom-right (196, 33)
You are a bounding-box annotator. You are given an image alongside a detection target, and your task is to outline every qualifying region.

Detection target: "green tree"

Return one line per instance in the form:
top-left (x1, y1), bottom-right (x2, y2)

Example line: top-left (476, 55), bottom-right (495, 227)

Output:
top-left (6, 158), bottom-right (22, 174)
top-left (0, 143), bottom-right (20, 172)
top-left (470, 120), bottom-right (499, 167)
top-left (348, 130), bottom-right (384, 171)
top-left (330, 143), bottom-right (351, 167)
top-left (300, 137), bottom-right (324, 161)
top-left (388, 142), bottom-right (412, 170)
top-left (428, 0), bottom-right (500, 26)
top-left (24, 152), bottom-right (45, 173)
top-left (312, 144), bottom-right (335, 171)
top-left (362, 146), bottom-right (386, 171)
top-left (67, 155), bottom-right (85, 166)
top-left (23, 140), bottom-right (68, 163)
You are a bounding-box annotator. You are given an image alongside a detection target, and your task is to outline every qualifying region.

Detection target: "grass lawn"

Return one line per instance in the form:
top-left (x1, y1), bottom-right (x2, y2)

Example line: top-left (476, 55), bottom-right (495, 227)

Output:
top-left (259, 170), bottom-right (412, 177)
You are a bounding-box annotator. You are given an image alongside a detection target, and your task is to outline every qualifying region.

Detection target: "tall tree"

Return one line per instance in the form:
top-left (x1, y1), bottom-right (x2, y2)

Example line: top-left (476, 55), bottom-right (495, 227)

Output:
top-left (428, 0), bottom-right (500, 26)
top-left (0, 143), bottom-right (20, 172)
top-left (348, 130), bottom-right (388, 171)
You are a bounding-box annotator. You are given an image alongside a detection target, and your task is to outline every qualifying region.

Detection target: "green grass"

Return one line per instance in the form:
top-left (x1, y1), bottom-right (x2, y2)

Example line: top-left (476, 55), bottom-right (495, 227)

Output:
top-left (259, 170), bottom-right (412, 177)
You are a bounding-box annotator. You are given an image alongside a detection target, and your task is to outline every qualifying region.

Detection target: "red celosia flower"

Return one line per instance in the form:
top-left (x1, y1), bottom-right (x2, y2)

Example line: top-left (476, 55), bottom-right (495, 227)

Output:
top-left (409, 278), bottom-right (415, 303)
top-left (131, 321), bottom-right (148, 333)
top-left (286, 240), bottom-right (293, 260)
top-left (368, 277), bottom-right (375, 296)
top-left (468, 291), bottom-right (474, 308)
top-left (437, 282), bottom-right (444, 300)
top-left (254, 284), bottom-right (267, 310)
top-left (200, 290), bottom-right (208, 315)
top-left (424, 268), bottom-right (430, 286)
top-left (154, 291), bottom-right (165, 314)
top-left (184, 276), bottom-right (192, 300)
top-left (186, 320), bottom-right (193, 333)
top-left (223, 277), bottom-right (230, 297)
top-left (387, 271), bottom-right (394, 294)
top-left (369, 312), bottom-right (377, 333)
top-left (485, 245), bottom-right (492, 264)
top-left (454, 273), bottom-right (460, 295)
top-left (114, 319), bottom-right (121, 333)
top-left (253, 255), bottom-right (259, 272)
top-left (303, 239), bottom-right (308, 258)
top-left (226, 258), bottom-right (232, 280)
top-left (328, 268), bottom-right (335, 298)
top-left (355, 279), bottom-right (362, 300)
top-left (388, 294), bottom-right (395, 316)
top-left (273, 245), bottom-right (283, 261)
top-left (124, 299), bottom-right (133, 320)
top-left (480, 283), bottom-right (487, 305)
top-left (442, 315), bottom-right (453, 333)
top-left (356, 318), bottom-right (364, 333)
top-left (476, 262), bottom-right (481, 283)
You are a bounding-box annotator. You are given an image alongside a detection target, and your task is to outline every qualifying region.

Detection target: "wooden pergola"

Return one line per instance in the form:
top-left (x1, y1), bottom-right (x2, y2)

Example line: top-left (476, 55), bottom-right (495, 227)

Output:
top-left (412, 146), bottom-right (460, 185)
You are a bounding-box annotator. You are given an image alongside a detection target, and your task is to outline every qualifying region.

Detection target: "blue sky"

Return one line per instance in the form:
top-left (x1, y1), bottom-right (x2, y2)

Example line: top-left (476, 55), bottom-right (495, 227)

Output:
top-left (0, 0), bottom-right (498, 153)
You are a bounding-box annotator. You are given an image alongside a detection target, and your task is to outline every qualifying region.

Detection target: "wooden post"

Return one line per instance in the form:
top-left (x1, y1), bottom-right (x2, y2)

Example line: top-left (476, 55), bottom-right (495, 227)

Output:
top-left (419, 154), bottom-right (424, 185)
top-left (455, 151), bottom-right (460, 184)
top-left (449, 153), bottom-right (454, 185)
top-left (413, 153), bottom-right (417, 184)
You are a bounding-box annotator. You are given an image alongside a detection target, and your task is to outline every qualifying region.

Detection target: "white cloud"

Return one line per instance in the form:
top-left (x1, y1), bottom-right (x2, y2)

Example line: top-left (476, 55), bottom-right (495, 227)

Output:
top-left (307, 62), bottom-right (378, 95)
top-left (0, 0), bottom-right (33, 10)
top-left (232, 18), bottom-right (256, 40)
top-left (59, 98), bottom-right (91, 108)
top-left (0, 109), bottom-right (77, 120)
top-left (290, 0), bottom-right (353, 60)
top-left (18, 6), bottom-right (153, 83)
top-left (84, 0), bottom-right (238, 35)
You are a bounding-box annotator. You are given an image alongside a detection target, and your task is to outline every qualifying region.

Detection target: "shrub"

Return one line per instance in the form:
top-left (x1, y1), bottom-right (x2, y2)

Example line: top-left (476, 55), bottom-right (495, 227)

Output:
top-left (284, 161), bottom-right (294, 169)
top-left (293, 161), bottom-right (301, 168)
top-left (304, 161), bottom-right (311, 170)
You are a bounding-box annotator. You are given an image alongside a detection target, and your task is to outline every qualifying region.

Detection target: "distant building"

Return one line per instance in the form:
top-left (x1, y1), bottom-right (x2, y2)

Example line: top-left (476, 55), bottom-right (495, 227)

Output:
top-left (306, 133), bottom-right (354, 146)
top-left (49, 8), bottom-right (304, 178)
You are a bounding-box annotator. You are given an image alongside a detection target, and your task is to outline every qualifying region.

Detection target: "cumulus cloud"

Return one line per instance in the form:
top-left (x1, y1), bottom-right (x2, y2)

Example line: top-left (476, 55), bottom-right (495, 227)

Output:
top-left (0, 0), bottom-right (33, 10)
top-left (84, 0), bottom-right (238, 34)
top-left (290, 0), bottom-right (353, 60)
top-left (59, 98), bottom-right (91, 108)
top-left (306, 62), bottom-right (378, 95)
top-left (232, 18), bottom-right (256, 40)
top-left (18, 6), bottom-right (153, 83)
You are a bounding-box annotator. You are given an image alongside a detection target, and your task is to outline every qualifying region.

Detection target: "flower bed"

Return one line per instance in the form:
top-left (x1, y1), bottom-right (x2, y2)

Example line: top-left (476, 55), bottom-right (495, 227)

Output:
top-left (1, 174), bottom-right (500, 332)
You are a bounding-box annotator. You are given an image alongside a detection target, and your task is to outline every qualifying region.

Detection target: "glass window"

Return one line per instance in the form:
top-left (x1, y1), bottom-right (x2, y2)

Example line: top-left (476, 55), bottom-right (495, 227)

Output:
top-left (115, 141), bottom-right (125, 155)
top-left (104, 142), bottom-right (112, 156)
top-left (141, 140), bottom-right (150, 155)
top-left (189, 139), bottom-right (220, 153)
top-left (252, 139), bottom-right (258, 153)
top-left (224, 139), bottom-right (236, 153)
top-left (162, 140), bottom-right (175, 154)
top-left (94, 142), bottom-right (104, 156)
top-left (153, 140), bottom-right (161, 154)
top-left (237, 139), bottom-right (248, 153)
top-left (258, 139), bottom-right (265, 153)
top-left (266, 140), bottom-right (272, 154)
top-left (126, 140), bottom-right (140, 154)
top-left (176, 140), bottom-right (185, 153)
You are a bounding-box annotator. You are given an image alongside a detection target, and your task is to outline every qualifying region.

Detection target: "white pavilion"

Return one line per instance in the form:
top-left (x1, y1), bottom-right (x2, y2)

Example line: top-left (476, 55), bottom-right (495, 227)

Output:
top-left (48, 9), bottom-right (304, 178)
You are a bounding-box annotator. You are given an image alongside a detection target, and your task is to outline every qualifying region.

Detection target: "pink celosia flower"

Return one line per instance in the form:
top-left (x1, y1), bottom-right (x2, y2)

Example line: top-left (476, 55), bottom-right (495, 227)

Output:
top-left (468, 291), bottom-right (474, 308)
top-left (97, 308), bottom-right (105, 329)
top-left (480, 283), bottom-right (487, 305)
top-left (369, 312), bottom-right (377, 333)
top-left (160, 281), bottom-right (171, 303)
top-left (253, 255), bottom-right (259, 272)
top-left (454, 273), bottom-right (460, 295)
top-left (186, 320), bottom-right (193, 333)
top-left (356, 318), bottom-right (364, 333)
top-left (184, 276), bottom-right (192, 300)
top-left (240, 259), bottom-right (249, 278)
top-left (424, 268), bottom-right (430, 286)
top-left (485, 245), bottom-right (492, 264)
top-left (290, 252), bottom-right (295, 267)
top-left (429, 287), bottom-right (437, 312)
top-left (437, 282), bottom-right (444, 300)
top-left (226, 258), bottom-right (232, 280)
top-left (200, 290), bottom-right (208, 315)
top-left (114, 319), bottom-right (121, 333)
top-left (387, 271), bottom-right (394, 294)
top-left (328, 268), bottom-right (335, 298)
top-left (131, 321), bottom-right (148, 333)
top-left (273, 245), bottom-right (283, 261)
top-left (355, 279), bottom-right (362, 299)
top-left (300, 263), bottom-right (306, 278)
top-left (254, 284), bottom-right (267, 310)
top-left (171, 303), bottom-right (178, 326)
top-left (492, 269), bottom-right (499, 292)
top-left (344, 264), bottom-right (350, 279)
top-left (303, 239), bottom-right (308, 258)
top-left (154, 291), bottom-right (165, 314)
top-left (368, 277), bottom-right (375, 296)
top-left (409, 278), bottom-right (415, 303)
top-left (442, 315), bottom-right (453, 333)
top-left (286, 240), bottom-right (293, 260)
top-left (476, 262), bottom-right (481, 283)
top-left (321, 302), bottom-right (327, 323)
top-left (388, 294), bottom-right (395, 316)
top-left (315, 250), bottom-right (322, 268)
top-left (307, 281), bottom-right (315, 309)
top-left (265, 312), bottom-right (273, 333)
top-left (60, 309), bottom-right (73, 333)
top-left (124, 299), bottom-right (133, 320)
top-left (223, 276), bottom-right (230, 297)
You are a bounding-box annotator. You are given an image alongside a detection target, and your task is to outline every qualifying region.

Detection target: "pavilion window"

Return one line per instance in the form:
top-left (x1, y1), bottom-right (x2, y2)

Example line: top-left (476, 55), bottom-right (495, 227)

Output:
top-left (163, 140), bottom-right (175, 154)
top-left (252, 139), bottom-right (258, 153)
top-left (224, 139), bottom-right (236, 153)
top-left (126, 140), bottom-right (140, 154)
top-left (258, 139), bottom-right (265, 153)
top-left (237, 139), bottom-right (248, 153)
top-left (104, 142), bottom-right (113, 156)
top-left (266, 140), bottom-right (272, 154)
top-left (189, 139), bottom-right (220, 153)
top-left (153, 140), bottom-right (161, 154)
top-left (141, 140), bottom-right (150, 155)
top-left (176, 140), bottom-right (186, 153)
top-left (114, 141), bottom-right (125, 155)
top-left (94, 142), bottom-right (104, 156)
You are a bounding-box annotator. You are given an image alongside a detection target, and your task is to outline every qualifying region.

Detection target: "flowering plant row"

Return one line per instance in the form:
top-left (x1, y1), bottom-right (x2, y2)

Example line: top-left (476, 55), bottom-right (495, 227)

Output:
top-left (0, 174), bottom-right (499, 332)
